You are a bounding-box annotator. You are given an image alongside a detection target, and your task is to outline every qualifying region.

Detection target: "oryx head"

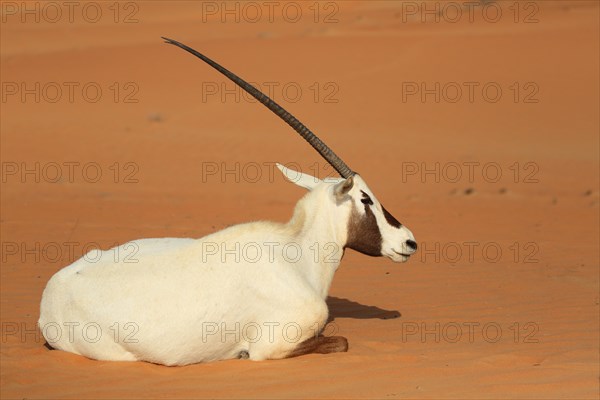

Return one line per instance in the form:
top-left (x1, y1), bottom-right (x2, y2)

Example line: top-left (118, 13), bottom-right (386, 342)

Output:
top-left (276, 163), bottom-right (416, 262)
top-left (163, 37), bottom-right (417, 262)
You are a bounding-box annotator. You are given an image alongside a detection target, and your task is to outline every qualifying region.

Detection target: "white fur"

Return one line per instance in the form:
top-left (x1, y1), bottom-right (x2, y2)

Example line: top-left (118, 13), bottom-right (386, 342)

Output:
top-left (39, 166), bottom-right (415, 365)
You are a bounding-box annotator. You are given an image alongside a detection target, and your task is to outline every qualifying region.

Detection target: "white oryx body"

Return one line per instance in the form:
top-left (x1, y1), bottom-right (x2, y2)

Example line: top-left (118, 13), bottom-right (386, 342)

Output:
top-left (39, 168), bottom-right (415, 365)
top-left (39, 38), bottom-right (418, 365)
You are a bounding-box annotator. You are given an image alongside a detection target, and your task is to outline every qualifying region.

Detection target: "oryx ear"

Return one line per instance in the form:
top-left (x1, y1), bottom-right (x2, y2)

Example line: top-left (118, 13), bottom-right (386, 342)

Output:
top-left (334, 176), bottom-right (354, 199)
top-left (276, 163), bottom-right (322, 191)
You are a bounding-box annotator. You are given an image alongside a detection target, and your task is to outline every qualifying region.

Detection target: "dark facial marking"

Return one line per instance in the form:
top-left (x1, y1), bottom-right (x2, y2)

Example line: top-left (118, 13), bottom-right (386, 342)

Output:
top-left (360, 190), bottom-right (373, 206)
top-left (382, 205), bottom-right (402, 229)
top-left (346, 202), bottom-right (382, 257)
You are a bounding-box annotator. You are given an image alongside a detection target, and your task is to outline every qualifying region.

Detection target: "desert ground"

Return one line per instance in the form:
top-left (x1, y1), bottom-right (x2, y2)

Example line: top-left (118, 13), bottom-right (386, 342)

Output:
top-left (1, 1), bottom-right (598, 398)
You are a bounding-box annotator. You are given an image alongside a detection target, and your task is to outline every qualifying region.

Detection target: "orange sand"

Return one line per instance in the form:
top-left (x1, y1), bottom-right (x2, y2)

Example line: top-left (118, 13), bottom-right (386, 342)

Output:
top-left (1, 1), bottom-right (598, 398)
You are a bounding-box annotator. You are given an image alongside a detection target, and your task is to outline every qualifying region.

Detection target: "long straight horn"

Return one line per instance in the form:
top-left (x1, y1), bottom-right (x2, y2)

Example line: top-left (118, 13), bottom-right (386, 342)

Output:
top-left (162, 37), bottom-right (355, 179)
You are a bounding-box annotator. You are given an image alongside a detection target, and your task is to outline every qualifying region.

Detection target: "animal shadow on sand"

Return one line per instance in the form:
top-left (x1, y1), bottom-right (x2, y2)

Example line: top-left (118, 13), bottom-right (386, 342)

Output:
top-left (326, 296), bottom-right (401, 322)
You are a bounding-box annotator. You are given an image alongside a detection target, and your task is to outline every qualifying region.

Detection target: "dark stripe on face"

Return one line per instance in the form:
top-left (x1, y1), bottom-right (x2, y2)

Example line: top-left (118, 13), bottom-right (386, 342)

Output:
top-left (382, 205), bottom-right (402, 229)
top-left (360, 191), bottom-right (373, 206)
top-left (346, 203), bottom-right (382, 257)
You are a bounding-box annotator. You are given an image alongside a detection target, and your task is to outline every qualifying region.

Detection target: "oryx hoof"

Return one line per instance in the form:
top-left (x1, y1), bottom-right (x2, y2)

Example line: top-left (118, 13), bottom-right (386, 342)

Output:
top-left (238, 350), bottom-right (249, 359)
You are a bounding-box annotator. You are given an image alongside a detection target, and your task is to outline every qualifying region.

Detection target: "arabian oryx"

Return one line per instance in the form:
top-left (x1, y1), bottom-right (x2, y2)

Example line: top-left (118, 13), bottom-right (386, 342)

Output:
top-left (38, 37), bottom-right (417, 366)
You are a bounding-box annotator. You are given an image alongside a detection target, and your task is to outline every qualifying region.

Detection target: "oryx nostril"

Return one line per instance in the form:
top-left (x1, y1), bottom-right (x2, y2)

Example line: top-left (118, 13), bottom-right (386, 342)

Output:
top-left (406, 240), bottom-right (418, 251)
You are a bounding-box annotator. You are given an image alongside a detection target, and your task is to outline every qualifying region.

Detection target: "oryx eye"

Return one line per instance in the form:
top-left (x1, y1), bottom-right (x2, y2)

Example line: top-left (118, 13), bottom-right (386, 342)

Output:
top-left (360, 191), bottom-right (373, 205)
